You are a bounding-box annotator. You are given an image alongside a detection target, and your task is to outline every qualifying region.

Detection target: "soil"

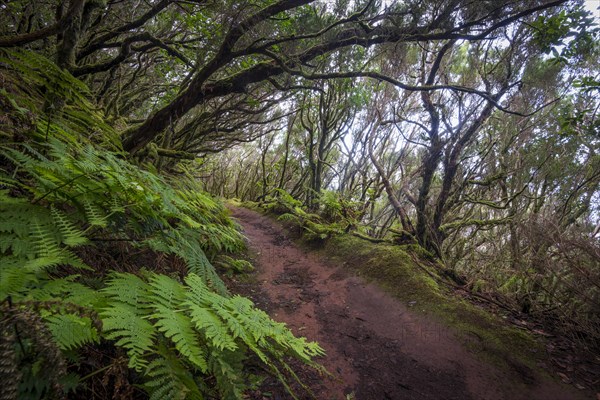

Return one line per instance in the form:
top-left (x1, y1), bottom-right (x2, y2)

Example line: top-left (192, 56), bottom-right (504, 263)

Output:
top-left (229, 207), bottom-right (590, 400)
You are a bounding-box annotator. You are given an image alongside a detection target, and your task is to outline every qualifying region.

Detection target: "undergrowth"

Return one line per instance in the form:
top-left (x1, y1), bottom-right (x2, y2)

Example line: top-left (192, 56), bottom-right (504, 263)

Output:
top-left (256, 189), bottom-right (354, 242)
top-left (0, 48), bottom-right (323, 400)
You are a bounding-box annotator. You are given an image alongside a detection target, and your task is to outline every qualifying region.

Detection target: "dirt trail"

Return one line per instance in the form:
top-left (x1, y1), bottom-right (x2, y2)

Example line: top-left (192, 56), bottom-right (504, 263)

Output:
top-left (230, 207), bottom-right (585, 400)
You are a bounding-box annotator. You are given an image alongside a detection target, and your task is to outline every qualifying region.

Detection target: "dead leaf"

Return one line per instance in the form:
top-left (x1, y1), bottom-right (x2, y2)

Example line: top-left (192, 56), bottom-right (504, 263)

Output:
top-left (557, 372), bottom-right (571, 384)
top-left (532, 328), bottom-right (552, 337)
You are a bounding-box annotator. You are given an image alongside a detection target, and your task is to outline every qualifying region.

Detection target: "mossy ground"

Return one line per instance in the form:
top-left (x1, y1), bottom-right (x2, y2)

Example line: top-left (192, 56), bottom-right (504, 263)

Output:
top-left (308, 234), bottom-right (548, 378)
top-left (233, 203), bottom-right (563, 383)
top-left (239, 202), bottom-right (544, 372)
top-left (230, 206), bottom-right (594, 398)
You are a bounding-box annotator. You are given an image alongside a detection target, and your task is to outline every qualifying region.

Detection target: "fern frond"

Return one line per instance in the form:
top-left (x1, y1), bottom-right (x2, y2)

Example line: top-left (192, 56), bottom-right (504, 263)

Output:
top-left (45, 313), bottom-right (99, 350)
top-left (207, 349), bottom-right (246, 400)
top-left (51, 207), bottom-right (88, 247)
top-left (186, 305), bottom-right (238, 352)
top-left (155, 307), bottom-right (208, 372)
top-left (102, 273), bottom-right (149, 306)
top-left (101, 303), bottom-right (155, 370)
top-left (0, 261), bottom-right (35, 301)
top-left (146, 228), bottom-right (228, 295)
top-left (144, 345), bottom-right (204, 400)
top-left (27, 278), bottom-right (102, 307)
top-left (277, 213), bottom-right (300, 223)
top-left (101, 274), bottom-right (155, 370)
top-left (0, 194), bottom-right (48, 238)
top-left (184, 275), bottom-right (237, 352)
top-left (0, 233), bottom-right (30, 258)
top-left (30, 220), bottom-right (61, 259)
top-left (147, 274), bottom-right (208, 372)
top-left (81, 198), bottom-right (108, 228)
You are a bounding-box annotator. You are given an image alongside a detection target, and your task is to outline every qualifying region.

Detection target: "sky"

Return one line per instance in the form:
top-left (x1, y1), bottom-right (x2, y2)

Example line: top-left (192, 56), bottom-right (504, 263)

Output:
top-left (584, 0), bottom-right (600, 20)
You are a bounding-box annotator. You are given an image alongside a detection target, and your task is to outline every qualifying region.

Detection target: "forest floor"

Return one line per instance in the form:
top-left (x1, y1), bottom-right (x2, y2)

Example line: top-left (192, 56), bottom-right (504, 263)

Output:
top-left (228, 206), bottom-right (593, 400)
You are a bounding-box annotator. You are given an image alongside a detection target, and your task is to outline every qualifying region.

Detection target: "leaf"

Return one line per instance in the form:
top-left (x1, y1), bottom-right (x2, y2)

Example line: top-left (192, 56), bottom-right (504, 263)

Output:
top-left (45, 313), bottom-right (99, 350)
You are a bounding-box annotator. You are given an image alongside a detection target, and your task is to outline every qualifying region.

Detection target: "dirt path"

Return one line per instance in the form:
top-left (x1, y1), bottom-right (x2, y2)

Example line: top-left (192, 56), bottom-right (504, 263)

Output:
top-left (230, 207), bottom-right (585, 400)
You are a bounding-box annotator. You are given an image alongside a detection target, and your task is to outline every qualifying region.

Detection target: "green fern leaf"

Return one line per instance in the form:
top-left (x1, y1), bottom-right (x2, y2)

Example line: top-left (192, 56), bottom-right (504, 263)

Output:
top-left (277, 213), bottom-right (300, 223)
top-left (154, 306), bottom-right (208, 372)
top-left (207, 350), bottom-right (246, 400)
top-left (28, 277), bottom-right (102, 307)
top-left (186, 306), bottom-right (237, 352)
top-left (82, 198), bottom-right (108, 228)
top-left (147, 274), bottom-right (208, 372)
top-left (184, 275), bottom-right (237, 352)
top-left (51, 207), bottom-right (88, 247)
top-left (30, 220), bottom-right (61, 259)
top-left (45, 313), bottom-right (99, 350)
top-left (144, 345), bottom-right (204, 400)
top-left (0, 260), bottom-right (35, 300)
top-left (102, 274), bottom-right (155, 370)
top-left (102, 273), bottom-right (149, 306)
top-left (101, 303), bottom-right (155, 370)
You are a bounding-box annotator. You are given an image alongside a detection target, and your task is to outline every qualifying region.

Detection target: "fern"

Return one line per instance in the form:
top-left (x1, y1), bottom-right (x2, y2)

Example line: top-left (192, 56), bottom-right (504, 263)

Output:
top-left (50, 207), bottom-right (89, 247)
top-left (145, 344), bottom-right (205, 400)
top-left (0, 139), bottom-right (323, 397)
top-left (0, 200), bottom-right (90, 300)
top-left (207, 349), bottom-right (247, 400)
top-left (98, 272), bottom-right (324, 398)
top-left (26, 277), bottom-right (102, 308)
top-left (81, 197), bottom-right (109, 228)
top-left (1, 48), bottom-right (324, 399)
top-left (0, 259), bottom-right (35, 301)
top-left (145, 226), bottom-right (230, 295)
top-left (147, 274), bottom-right (208, 372)
top-left (44, 313), bottom-right (99, 350)
top-left (102, 303), bottom-right (156, 370)
top-left (101, 272), bottom-right (149, 306)
top-left (100, 274), bottom-right (155, 370)
top-left (277, 212), bottom-right (301, 224)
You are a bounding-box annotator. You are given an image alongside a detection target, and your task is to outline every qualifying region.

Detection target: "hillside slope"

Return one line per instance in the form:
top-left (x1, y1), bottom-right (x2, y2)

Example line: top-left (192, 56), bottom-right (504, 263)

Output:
top-left (231, 206), bottom-right (589, 400)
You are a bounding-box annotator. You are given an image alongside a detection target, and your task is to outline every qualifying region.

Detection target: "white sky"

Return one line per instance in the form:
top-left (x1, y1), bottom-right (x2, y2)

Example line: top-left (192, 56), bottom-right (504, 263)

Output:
top-left (585, 0), bottom-right (600, 20)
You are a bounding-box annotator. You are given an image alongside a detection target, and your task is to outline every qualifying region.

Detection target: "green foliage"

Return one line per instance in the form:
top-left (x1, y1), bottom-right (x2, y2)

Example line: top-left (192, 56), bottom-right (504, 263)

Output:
top-left (530, 6), bottom-right (599, 63)
top-left (98, 272), bottom-right (324, 399)
top-left (101, 273), bottom-right (157, 370)
top-left (573, 76), bottom-right (600, 93)
top-left (317, 190), bottom-right (360, 225)
top-left (0, 192), bottom-right (91, 301)
top-left (260, 189), bottom-right (349, 241)
top-left (214, 255), bottom-right (255, 277)
top-left (147, 274), bottom-right (207, 369)
top-left (44, 313), bottom-right (100, 351)
top-left (144, 344), bottom-right (205, 400)
top-left (0, 49), bottom-right (323, 399)
top-left (261, 188), bottom-right (303, 214)
top-left (0, 48), bottom-right (119, 146)
top-left (275, 208), bottom-right (340, 241)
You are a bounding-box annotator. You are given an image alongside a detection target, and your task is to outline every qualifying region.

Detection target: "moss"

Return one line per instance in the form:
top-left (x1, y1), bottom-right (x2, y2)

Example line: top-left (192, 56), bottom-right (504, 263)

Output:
top-left (398, 243), bottom-right (435, 261)
top-left (244, 209), bottom-right (556, 386)
top-left (225, 198), bottom-right (243, 207)
top-left (317, 234), bottom-right (545, 374)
